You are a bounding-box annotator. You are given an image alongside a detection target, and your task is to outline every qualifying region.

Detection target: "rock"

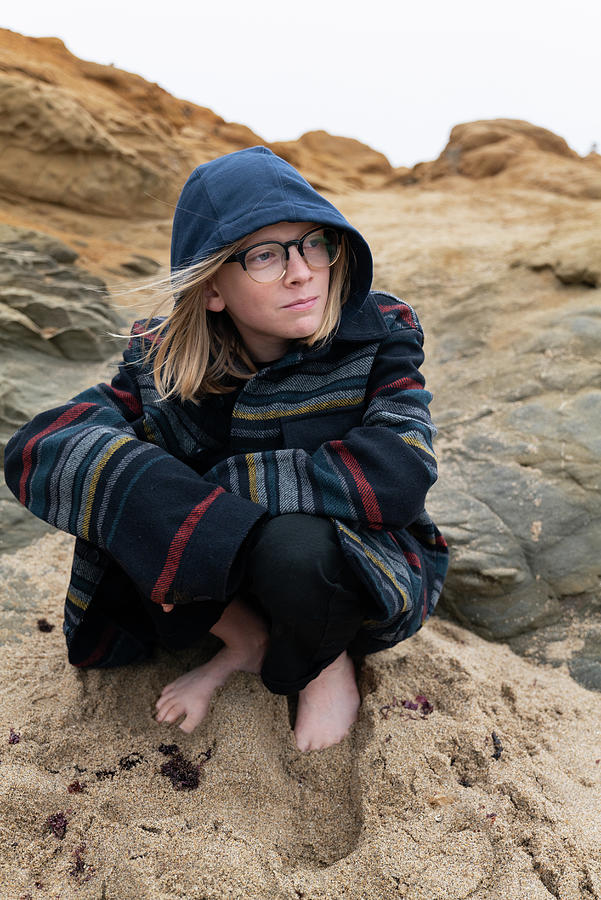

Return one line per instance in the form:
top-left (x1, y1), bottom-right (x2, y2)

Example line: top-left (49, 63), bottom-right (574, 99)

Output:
top-left (270, 130), bottom-right (393, 191)
top-left (429, 282), bottom-right (601, 640)
top-left (0, 28), bottom-right (391, 216)
top-left (0, 72), bottom-right (181, 218)
top-left (120, 254), bottom-right (161, 276)
top-left (0, 226), bottom-right (125, 460)
top-left (0, 231), bottom-right (123, 361)
top-left (400, 119), bottom-right (601, 200)
top-left (513, 233), bottom-right (601, 287)
top-left (0, 480), bottom-right (56, 553)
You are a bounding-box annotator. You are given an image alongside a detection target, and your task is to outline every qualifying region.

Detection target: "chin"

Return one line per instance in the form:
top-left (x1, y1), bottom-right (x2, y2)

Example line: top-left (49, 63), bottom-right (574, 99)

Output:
top-left (289, 315), bottom-right (324, 339)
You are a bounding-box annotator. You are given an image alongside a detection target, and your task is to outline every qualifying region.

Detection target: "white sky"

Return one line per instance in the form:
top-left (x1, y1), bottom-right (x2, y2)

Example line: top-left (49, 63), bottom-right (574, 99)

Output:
top-left (3, 0), bottom-right (599, 167)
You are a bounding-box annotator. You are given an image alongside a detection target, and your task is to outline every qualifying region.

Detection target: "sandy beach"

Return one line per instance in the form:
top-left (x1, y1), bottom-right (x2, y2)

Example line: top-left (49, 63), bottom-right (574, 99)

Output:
top-left (1, 532), bottom-right (600, 899)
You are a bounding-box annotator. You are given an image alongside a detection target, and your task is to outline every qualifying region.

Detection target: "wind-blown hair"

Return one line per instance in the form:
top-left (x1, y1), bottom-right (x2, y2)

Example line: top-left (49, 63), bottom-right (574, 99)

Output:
top-left (125, 233), bottom-right (351, 404)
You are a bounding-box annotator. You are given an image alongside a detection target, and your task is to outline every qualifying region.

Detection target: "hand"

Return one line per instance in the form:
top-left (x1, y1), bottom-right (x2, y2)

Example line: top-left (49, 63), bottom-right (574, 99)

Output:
top-left (161, 603), bottom-right (174, 613)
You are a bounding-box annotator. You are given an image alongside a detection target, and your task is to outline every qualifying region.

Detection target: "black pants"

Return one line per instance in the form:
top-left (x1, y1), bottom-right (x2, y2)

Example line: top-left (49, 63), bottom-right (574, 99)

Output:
top-left (95, 514), bottom-right (367, 694)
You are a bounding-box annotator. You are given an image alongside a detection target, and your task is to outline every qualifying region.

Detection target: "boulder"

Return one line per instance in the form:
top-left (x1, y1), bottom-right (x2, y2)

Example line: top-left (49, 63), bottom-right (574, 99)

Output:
top-left (392, 119), bottom-right (601, 200)
top-left (0, 226), bottom-right (125, 458)
top-left (271, 131), bottom-right (392, 191)
top-left (512, 232), bottom-right (601, 287)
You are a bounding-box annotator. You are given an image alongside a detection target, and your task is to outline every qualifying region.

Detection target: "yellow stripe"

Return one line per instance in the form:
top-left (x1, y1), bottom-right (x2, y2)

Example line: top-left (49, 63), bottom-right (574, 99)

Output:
top-left (67, 589), bottom-right (88, 611)
top-left (143, 418), bottom-right (158, 443)
top-left (401, 433), bottom-right (437, 459)
top-left (336, 522), bottom-right (408, 612)
top-left (232, 395), bottom-right (363, 421)
top-left (246, 454), bottom-right (259, 503)
top-left (82, 436), bottom-right (134, 539)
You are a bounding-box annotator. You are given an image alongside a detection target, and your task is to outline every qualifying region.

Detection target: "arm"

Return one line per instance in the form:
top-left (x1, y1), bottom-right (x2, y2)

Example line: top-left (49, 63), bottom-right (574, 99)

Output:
top-left (202, 302), bottom-right (437, 531)
top-left (3, 324), bottom-right (267, 604)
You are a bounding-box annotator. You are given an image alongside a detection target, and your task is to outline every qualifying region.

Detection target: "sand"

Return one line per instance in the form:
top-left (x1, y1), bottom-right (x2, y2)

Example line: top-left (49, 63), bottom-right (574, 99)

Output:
top-left (1, 532), bottom-right (600, 900)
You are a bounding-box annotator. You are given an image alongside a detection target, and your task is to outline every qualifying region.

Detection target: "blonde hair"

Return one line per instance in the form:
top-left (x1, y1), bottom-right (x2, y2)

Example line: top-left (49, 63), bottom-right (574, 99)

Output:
top-left (127, 233), bottom-right (351, 404)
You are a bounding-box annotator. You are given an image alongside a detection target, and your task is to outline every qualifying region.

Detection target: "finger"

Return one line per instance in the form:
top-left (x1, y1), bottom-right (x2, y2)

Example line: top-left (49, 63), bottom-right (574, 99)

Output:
top-left (161, 603), bottom-right (174, 613)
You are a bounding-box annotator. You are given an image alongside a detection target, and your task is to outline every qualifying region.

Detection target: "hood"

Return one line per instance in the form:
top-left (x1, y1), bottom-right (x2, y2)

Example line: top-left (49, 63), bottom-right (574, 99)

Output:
top-left (170, 146), bottom-right (373, 313)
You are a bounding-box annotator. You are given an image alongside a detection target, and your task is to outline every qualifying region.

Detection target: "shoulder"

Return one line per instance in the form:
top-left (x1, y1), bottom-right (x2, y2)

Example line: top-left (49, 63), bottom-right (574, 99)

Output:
top-left (336, 292), bottom-right (423, 343)
top-left (368, 291), bottom-right (423, 334)
top-left (125, 317), bottom-right (168, 360)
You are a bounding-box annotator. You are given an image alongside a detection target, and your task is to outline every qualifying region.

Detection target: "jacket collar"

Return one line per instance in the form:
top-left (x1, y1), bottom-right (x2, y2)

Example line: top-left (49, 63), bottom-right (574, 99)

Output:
top-left (334, 292), bottom-right (388, 341)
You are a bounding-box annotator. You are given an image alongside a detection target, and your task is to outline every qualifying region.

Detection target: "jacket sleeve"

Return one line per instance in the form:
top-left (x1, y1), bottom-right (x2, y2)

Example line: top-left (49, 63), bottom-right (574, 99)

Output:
top-left (3, 324), bottom-right (267, 604)
top-left (201, 305), bottom-right (438, 531)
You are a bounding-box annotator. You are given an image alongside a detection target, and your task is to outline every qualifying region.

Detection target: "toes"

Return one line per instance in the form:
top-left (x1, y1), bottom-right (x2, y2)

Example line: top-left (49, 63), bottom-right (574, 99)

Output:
top-left (179, 715), bottom-right (198, 734)
top-left (155, 693), bottom-right (174, 713)
top-left (156, 700), bottom-right (185, 724)
top-left (159, 681), bottom-right (180, 699)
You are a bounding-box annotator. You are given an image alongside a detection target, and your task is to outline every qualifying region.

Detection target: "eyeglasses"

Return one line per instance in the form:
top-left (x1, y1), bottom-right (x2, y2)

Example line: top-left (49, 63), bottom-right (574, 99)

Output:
top-left (224, 226), bottom-right (341, 283)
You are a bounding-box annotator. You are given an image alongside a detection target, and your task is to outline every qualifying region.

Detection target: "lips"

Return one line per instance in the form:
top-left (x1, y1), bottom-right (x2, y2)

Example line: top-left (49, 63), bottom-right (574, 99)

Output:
top-left (284, 296), bottom-right (318, 310)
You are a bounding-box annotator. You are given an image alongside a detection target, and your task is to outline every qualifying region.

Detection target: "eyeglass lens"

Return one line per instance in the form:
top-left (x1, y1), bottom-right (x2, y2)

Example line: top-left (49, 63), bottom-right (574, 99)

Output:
top-left (244, 228), bottom-right (339, 282)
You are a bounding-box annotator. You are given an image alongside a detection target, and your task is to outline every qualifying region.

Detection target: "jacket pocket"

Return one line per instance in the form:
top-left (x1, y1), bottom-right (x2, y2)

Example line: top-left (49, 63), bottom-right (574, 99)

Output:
top-left (281, 407), bottom-right (363, 454)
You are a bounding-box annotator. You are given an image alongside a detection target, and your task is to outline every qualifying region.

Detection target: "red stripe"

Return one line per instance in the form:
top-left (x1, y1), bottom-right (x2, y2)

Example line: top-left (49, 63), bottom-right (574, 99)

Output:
top-left (370, 377), bottom-right (422, 399)
top-left (151, 487), bottom-right (225, 603)
top-left (107, 385), bottom-right (142, 416)
top-left (330, 442), bottom-right (382, 528)
top-left (19, 403), bottom-right (95, 504)
top-left (73, 623), bottom-right (119, 668)
top-left (403, 551), bottom-right (421, 569)
top-left (377, 304), bottom-right (416, 328)
top-left (421, 587), bottom-right (428, 623)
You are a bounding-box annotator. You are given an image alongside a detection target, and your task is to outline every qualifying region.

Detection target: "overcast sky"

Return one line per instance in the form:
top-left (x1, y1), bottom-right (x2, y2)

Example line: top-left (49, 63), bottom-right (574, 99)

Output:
top-left (3, 1), bottom-right (599, 167)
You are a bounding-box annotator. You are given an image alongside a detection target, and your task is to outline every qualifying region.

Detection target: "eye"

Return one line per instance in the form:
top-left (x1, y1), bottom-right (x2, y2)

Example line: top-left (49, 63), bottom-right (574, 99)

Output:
top-left (306, 236), bottom-right (324, 249)
top-left (305, 229), bottom-right (326, 247)
top-left (245, 245), bottom-right (279, 267)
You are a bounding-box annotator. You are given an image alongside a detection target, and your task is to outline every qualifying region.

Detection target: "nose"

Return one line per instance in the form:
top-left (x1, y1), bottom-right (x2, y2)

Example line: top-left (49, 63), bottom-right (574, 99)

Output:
top-left (283, 245), bottom-right (312, 283)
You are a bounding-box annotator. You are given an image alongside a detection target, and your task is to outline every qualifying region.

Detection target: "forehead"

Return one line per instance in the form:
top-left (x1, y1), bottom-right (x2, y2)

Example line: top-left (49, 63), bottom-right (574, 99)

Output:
top-left (240, 221), bottom-right (319, 247)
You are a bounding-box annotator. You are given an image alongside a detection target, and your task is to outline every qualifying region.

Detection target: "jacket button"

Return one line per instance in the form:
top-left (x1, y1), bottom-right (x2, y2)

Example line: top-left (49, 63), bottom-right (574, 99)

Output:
top-left (87, 549), bottom-right (100, 563)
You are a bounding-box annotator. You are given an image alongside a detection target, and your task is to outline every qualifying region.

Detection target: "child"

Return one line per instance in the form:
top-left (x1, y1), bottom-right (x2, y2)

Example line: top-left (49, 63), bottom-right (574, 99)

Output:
top-left (4, 147), bottom-right (448, 751)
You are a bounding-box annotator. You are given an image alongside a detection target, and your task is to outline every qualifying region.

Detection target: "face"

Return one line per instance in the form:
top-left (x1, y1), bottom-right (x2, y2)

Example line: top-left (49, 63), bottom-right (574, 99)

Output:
top-left (205, 221), bottom-right (331, 362)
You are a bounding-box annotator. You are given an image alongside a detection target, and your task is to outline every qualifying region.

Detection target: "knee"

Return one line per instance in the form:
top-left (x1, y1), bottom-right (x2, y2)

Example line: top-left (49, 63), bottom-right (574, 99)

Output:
top-left (246, 514), bottom-right (342, 615)
top-left (248, 514), bottom-right (338, 581)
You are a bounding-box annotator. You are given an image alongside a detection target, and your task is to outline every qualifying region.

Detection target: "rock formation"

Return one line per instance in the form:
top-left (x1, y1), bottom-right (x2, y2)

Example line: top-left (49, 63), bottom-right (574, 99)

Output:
top-left (0, 223), bottom-right (126, 552)
top-left (0, 28), bottom-right (391, 218)
top-left (393, 119), bottom-right (601, 200)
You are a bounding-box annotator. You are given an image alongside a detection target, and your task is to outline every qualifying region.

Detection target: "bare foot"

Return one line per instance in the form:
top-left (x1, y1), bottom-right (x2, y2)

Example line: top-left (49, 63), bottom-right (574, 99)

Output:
top-left (294, 652), bottom-right (360, 751)
top-left (155, 596), bottom-right (268, 733)
top-left (155, 645), bottom-right (260, 732)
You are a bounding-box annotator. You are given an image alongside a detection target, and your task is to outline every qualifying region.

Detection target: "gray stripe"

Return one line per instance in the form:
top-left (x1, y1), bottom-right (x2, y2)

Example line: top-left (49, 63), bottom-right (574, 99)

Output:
top-left (96, 443), bottom-right (149, 537)
top-left (227, 455), bottom-right (240, 495)
top-left (47, 423), bottom-right (101, 526)
top-left (294, 451), bottom-right (315, 514)
top-left (76, 434), bottom-right (134, 536)
top-left (55, 428), bottom-right (112, 532)
top-left (276, 450), bottom-right (301, 513)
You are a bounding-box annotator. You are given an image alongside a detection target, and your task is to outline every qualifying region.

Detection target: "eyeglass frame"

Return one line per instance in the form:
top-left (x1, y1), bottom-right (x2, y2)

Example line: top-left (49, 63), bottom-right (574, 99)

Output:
top-left (223, 226), bottom-right (342, 283)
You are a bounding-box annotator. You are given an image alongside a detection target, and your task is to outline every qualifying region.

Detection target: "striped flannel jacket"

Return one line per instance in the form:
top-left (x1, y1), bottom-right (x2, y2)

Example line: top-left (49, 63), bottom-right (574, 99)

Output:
top-left (4, 291), bottom-right (448, 666)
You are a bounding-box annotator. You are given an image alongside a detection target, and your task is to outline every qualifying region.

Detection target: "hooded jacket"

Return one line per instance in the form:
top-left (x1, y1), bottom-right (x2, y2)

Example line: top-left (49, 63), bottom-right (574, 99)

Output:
top-left (4, 147), bottom-right (448, 667)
